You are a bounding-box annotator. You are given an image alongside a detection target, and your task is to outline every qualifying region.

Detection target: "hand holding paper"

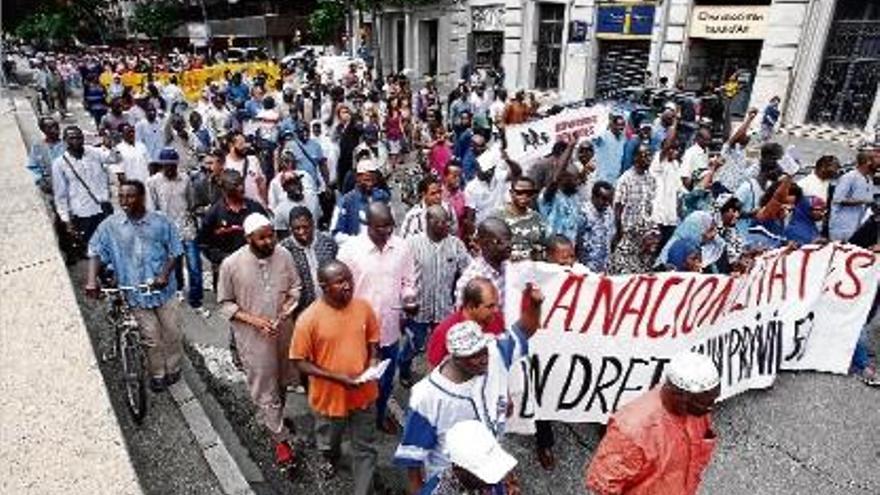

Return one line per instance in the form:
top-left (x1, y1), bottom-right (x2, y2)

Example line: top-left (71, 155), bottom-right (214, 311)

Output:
top-left (354, 359), bottom-right (391, 384)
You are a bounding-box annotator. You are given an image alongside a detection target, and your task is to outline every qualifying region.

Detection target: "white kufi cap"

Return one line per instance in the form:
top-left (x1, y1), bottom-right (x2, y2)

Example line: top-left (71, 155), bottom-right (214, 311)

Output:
top-left (666, 351), bottom-right (720, 393)
top-left (243, 213), bottom-right (272, 236)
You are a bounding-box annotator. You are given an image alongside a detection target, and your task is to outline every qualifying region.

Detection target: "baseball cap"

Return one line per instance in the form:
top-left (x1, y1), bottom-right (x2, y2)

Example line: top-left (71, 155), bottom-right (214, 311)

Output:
top-left (445, 420), bottom-right (517, 484)
top-left (446, 321), bottom-right (490, 358)
top-left (156, 147), bottom-right (180, 165)
top-left (243, 213), bottom-right (272, 236)
top-left (666, 351), bottom-right (720, 393)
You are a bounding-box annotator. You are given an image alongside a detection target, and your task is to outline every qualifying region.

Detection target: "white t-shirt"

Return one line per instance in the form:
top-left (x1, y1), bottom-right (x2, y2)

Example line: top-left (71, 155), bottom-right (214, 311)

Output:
top-left (650, 155), bottom-right (685, 226)
top-left (797, 173), bottom-right (830, 203)
top-left (464, 164), bottom-right (510, 223)
top-left (681, 143), bottom-right (708, 179)
top-left (114, 141), bottom-right (151, 184)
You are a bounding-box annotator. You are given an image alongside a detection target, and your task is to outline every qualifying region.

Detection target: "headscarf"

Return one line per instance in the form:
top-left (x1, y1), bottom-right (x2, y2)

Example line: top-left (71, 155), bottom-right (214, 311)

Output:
top-left (784, 196), bottom-right (823, 245)
top-left (667, 238), bottom-right (701, 271)
top-left (608, 218), bottom-right (660, 275)
top-left (658, 211), bottom-right (726, 267)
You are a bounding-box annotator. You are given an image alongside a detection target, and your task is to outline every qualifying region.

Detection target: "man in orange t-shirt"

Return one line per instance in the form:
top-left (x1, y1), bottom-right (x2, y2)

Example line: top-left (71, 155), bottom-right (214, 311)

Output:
top-left (291, 260), bottom-right (380, 495)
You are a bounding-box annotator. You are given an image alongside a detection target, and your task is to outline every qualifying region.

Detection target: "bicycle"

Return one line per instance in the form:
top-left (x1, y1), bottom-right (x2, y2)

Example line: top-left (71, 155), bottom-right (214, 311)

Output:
top-left (100, 284), bottom-right (156, 424)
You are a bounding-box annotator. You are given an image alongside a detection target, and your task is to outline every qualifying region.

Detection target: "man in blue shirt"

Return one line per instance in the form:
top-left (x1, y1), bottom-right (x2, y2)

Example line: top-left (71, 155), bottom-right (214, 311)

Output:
top-left (226, 72), bottom-right (250, 107)
top-left (830, 151), bottom-right (877, 241)
top-left (592, 114), bottom-right (627, 184)
top-left (331, 159), bottom-right (390, 241)
top-left (285, 121), bottom-right (327, 192)
top-left (86, 179), bottom-right (185, 393)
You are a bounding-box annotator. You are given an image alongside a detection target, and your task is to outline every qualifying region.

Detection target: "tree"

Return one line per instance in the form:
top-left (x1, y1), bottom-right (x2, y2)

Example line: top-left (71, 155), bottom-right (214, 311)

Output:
top-left (129, 0), bottom-right (183, 40)
top-left (308, 0), bottom-right (347, 44)
top-left (14, 10), bottom-right (75, 47)
top-left (12, 0), bottom-right (114, 46)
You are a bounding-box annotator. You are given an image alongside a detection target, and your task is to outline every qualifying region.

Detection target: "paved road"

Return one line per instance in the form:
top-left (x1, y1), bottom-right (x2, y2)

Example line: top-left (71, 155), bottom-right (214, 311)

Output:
top-left (18, 84), bottom-right (880, 495)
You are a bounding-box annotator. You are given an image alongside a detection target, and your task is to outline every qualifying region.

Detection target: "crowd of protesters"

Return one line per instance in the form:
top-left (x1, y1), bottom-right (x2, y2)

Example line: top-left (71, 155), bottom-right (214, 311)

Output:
top-left (20, 43), bottom-right (880, 495)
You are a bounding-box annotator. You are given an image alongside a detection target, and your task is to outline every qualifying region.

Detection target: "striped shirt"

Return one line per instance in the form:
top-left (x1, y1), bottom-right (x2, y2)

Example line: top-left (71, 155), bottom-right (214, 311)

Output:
top-left (400, 201), bottom-right (459, 239)
top-left (407, 233), bottom-right (471, 324)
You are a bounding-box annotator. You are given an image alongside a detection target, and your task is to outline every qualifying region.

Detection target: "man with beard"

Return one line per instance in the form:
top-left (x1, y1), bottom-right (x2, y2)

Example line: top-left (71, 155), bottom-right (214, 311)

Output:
top-left (217, 213), bottom-right (301, 470)
top-left (291, 261), bottom-right (381, 494)
top-left (225, 130), bottom-right (268, 208)
top-left (86, 180), bottom-right (184, 392)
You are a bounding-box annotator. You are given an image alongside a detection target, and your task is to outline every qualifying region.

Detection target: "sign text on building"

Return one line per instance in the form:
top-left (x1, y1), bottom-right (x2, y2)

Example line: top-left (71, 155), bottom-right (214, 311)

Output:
top-left (689, 6), bottom-right (770, 40)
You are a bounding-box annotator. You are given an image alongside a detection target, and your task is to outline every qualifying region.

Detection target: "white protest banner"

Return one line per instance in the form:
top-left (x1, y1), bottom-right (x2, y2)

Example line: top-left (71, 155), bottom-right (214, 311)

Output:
top-left (503, 244), bottom-right (878, 427)
top-left (505, 105), bottom-right (609, 164)
top-left (690, 6), bottom-right (770, 40)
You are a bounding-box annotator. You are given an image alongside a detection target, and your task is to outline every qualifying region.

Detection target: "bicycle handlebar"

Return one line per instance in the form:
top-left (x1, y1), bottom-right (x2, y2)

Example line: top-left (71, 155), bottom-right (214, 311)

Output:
top-left (100, 284), bottom-right (158, 296)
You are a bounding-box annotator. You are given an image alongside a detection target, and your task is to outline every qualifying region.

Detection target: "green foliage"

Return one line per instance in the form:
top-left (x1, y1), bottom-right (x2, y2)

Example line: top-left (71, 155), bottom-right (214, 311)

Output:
top-left (308, 0), bottom-right (347, 43)
top-left (13, 0), bottom-right (115, 46)
top-left (14, 10), bottom-right (75, 46)
top-left (130, 0), bottom-right (183, 40)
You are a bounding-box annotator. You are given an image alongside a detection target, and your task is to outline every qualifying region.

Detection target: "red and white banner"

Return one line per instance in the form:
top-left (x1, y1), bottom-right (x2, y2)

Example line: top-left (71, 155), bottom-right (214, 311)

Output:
top-left (503, 244), bottom-right (879, 426)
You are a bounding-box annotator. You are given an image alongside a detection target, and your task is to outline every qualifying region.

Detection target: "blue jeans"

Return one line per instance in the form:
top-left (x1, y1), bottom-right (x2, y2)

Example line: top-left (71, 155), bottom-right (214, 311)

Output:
top-left (376, 342), bottom-right (399, 424)
top-left (183, 240), bottom-right (204, 308)
top-left (850, 289), bottom-right (879, 373)
top-left (399, 320), bottom-right (432, 381)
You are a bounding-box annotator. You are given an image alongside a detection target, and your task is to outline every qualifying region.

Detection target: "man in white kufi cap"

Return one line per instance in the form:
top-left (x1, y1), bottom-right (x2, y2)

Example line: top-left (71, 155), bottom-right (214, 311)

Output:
top-left (217, 212), bottom-right (303, 470)
top-left (586, 351), bottom-right (721, 495)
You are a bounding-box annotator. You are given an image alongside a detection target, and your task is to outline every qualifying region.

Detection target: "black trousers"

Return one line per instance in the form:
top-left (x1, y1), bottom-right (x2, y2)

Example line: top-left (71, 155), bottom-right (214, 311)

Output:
top-left (69, 213), bottom-right (107, 259)
top-left (536, 420), bottom-right (554, 449)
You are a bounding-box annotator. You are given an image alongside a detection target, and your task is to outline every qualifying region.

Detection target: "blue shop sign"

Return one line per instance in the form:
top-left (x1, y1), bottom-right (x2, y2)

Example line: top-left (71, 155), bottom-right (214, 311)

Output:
top-left (596, 5), bottom-right (655, 36)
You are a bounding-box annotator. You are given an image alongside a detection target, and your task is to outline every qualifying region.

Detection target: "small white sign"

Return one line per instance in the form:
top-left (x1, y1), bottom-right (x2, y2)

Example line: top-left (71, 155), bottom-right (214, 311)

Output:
top-left (690, 6), bottom-right (770, 40)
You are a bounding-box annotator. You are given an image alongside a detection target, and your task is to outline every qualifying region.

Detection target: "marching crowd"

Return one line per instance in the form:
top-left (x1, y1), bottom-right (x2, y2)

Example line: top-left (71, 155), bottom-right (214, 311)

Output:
top-left (22, 46), bottom-right (880, 495)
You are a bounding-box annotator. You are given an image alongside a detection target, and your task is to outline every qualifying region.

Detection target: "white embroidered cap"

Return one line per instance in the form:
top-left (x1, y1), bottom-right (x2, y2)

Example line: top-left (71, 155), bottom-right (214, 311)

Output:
top-left (243, 213), bottom-right (272, 236)
top-left (666, 351), bottom-right (720, 393)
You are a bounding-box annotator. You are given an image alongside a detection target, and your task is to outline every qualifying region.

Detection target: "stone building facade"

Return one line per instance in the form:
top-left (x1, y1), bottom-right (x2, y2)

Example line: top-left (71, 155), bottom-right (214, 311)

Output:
top-left (371, 0), bottom-right (880, 132)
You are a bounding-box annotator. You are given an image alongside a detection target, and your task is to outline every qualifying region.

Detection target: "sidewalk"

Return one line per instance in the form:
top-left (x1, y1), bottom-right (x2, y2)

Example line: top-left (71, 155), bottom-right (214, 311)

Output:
top-left (0, 93), bottom-right (142, 494)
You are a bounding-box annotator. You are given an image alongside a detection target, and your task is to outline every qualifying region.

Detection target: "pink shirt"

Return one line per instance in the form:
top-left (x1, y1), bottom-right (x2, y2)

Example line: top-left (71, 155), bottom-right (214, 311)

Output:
top-left (337, 233), bottom-right (418, 346)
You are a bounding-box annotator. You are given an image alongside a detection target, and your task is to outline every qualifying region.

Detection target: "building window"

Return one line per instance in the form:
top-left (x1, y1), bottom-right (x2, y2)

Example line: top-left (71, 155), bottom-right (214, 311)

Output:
top-left (470, 32), bottom-right (504, 69)
top-left (808, 1), bottom-right (880, 127)
top-left (536, 3), bottom-right (565, 90)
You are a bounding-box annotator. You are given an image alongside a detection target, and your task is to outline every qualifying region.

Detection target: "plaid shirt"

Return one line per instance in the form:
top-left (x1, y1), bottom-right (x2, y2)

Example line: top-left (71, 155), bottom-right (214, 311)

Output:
top-left (614, 168), bottom-right (656, 230)
top-left (280, 233), bottom-right (338, 311)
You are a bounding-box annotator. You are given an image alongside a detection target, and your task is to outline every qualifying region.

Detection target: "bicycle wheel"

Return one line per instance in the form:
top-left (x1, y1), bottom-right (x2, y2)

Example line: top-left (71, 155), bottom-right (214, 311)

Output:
top-left (119, 329), bottom-right (148, 424)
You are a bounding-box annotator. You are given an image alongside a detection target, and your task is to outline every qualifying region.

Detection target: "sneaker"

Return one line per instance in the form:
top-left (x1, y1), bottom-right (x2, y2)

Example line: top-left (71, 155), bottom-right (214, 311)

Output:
top-left (195, 307), bottom-right (211, 318)
top-left (176, 291), bottom-right (185, 302)
top-left (150, 377), bottom-right (167, 393)
top-left (275, 441), bottom-right (296, 468)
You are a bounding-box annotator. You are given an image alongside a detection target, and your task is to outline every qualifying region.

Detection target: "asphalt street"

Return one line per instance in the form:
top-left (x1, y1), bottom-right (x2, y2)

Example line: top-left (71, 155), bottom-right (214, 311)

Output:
top-left (15, 83), bottom-right (880, 495)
